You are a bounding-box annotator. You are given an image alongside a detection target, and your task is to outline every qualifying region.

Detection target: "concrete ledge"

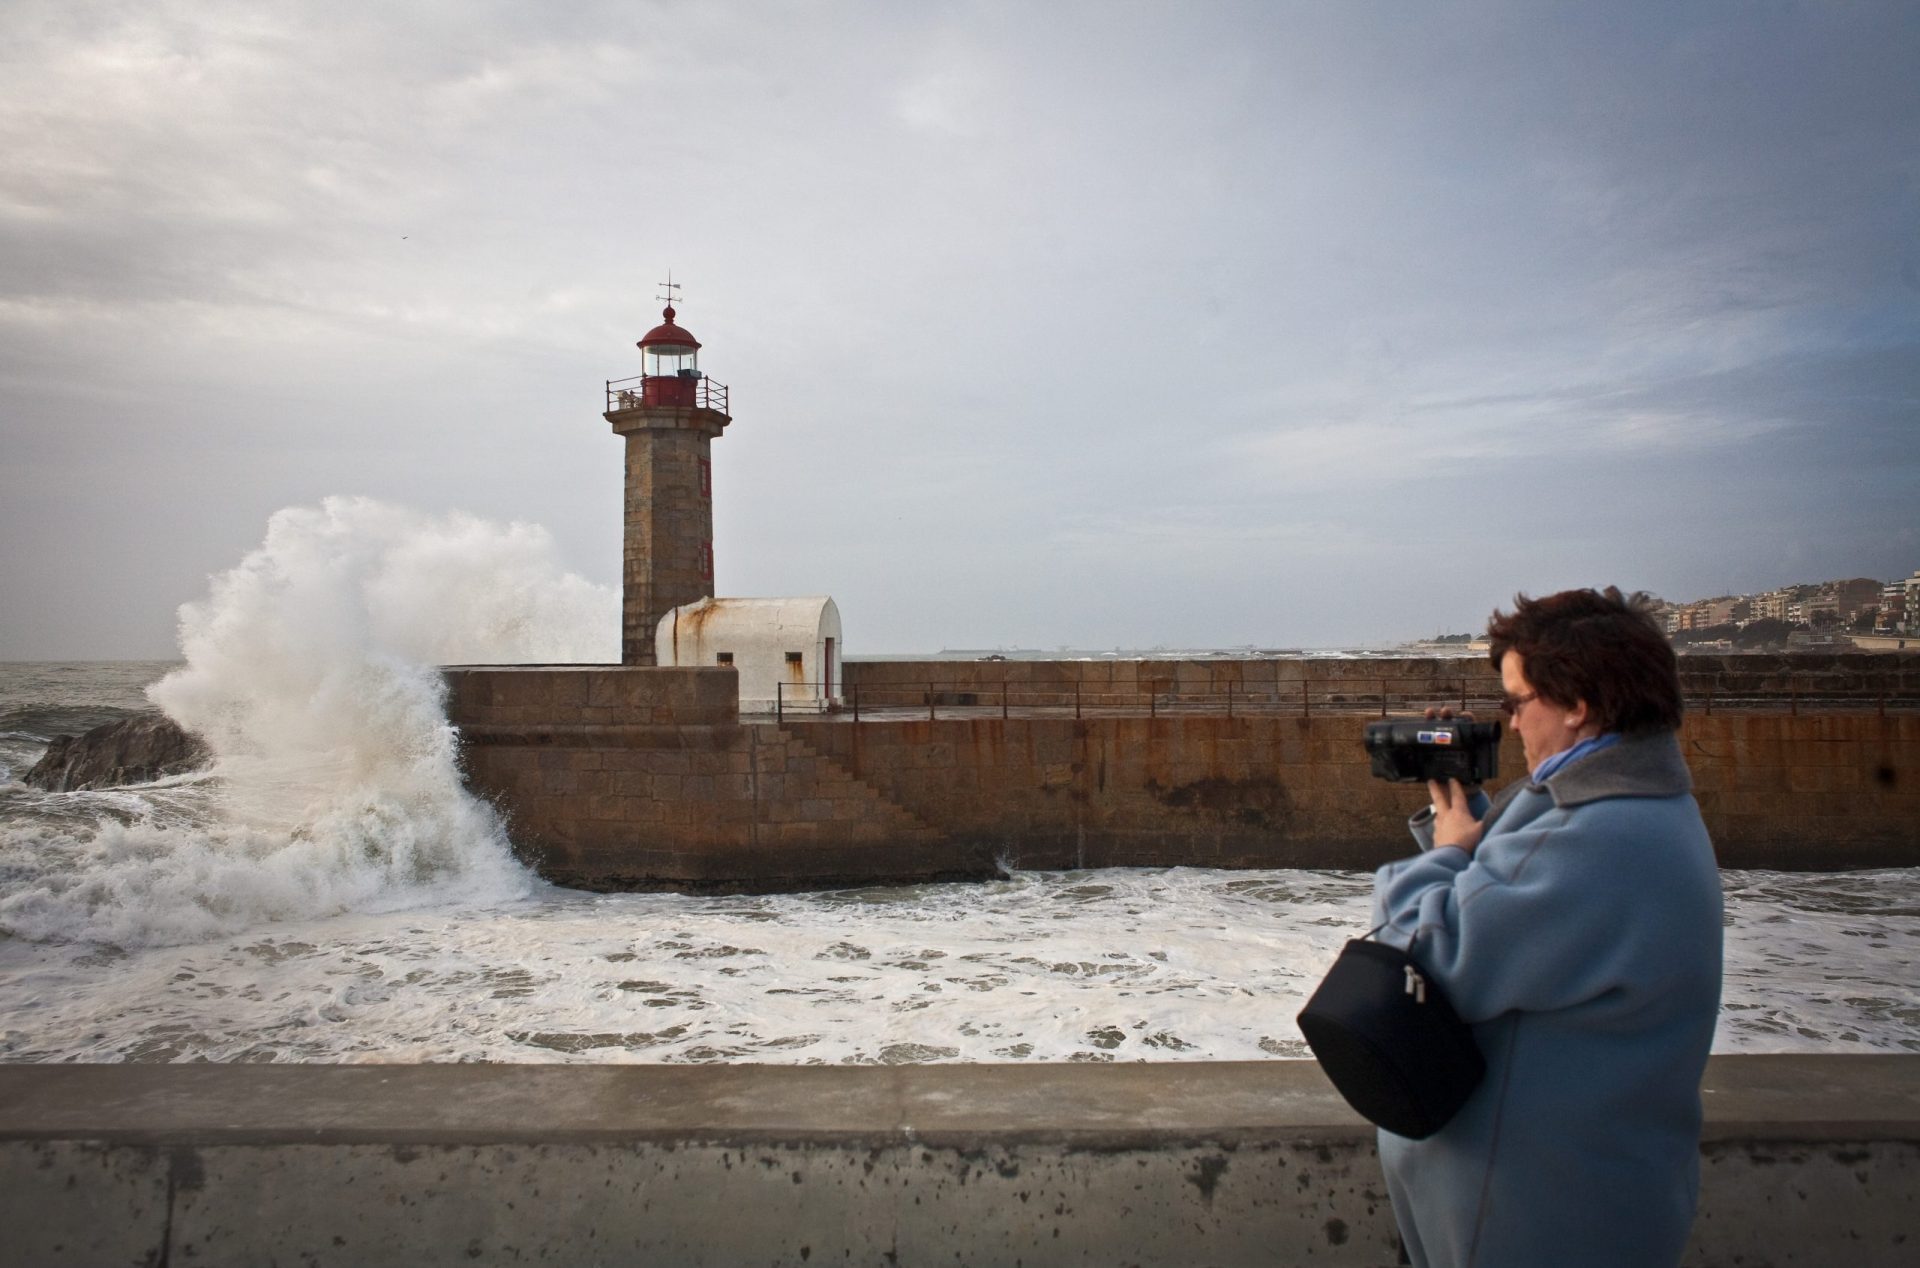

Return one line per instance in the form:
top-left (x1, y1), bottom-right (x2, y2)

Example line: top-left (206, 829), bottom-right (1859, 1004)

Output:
top-left (0, 1061), bottom-right (1372, 1148)
top-left (3, 1056), bottom-right (1915, 1265)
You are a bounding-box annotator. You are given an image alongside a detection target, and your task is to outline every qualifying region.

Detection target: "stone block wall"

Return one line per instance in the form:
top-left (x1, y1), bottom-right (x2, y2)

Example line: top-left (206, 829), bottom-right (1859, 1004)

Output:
top-left (447, 668), bottom-right (989, 892)
top-left (794, 712), bottom-right (1920, 872)
top-left (795, 715), bottom-right (1438, 871)
top-left (1683, 713), bottom-right (1920, 867)
top-left (841, 656), bottom-right (1498, 711)
top-left (445, 664), bottom-right (1920, 893)
top-left (612, 410), bottom-right (726, 665)
top-left (1676, 652), bottom-right (1920, 700)
top-left (842, 653), bottom-right (1920, 708)
top-left (444, 665), bottom-right (738, 727)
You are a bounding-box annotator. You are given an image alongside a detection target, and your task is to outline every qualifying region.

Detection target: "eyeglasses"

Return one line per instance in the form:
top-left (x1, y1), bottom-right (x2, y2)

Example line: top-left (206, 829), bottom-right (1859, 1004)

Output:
top-left (1499, 691), bottom-right (1538, 717)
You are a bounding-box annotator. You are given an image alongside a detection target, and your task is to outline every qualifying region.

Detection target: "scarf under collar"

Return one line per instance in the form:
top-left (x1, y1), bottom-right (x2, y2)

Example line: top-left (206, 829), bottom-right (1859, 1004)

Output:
top-left (1529, 732), bottom-right (1621, 783)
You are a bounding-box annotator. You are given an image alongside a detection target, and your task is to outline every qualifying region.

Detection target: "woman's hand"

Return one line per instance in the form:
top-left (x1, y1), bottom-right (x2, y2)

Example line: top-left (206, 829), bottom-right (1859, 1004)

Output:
top-left (1427, 778), bottom-right (1486, 854)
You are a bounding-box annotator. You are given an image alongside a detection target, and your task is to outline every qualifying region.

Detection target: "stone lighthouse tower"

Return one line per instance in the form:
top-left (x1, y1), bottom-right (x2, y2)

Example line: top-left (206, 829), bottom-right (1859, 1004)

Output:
top-left (604, 293), bottom-right (731, 665)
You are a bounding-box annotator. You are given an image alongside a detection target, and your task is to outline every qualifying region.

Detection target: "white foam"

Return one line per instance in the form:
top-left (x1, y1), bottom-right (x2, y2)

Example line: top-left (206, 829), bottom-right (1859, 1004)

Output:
top-left (1, 866), bottom-right (1913, 1063)
top-left (0, 497), bottom-right (618, 947)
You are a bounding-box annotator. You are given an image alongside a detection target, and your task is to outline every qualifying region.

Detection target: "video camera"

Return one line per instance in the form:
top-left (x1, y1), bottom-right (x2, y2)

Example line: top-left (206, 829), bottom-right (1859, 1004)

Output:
top-left (1363, 718), bottom-right (1502, 785)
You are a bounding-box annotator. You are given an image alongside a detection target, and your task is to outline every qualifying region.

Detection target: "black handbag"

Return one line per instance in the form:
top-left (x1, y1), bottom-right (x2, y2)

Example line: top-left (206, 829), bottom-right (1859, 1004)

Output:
top-left (1296, 927), bottom-right (1485, 1139)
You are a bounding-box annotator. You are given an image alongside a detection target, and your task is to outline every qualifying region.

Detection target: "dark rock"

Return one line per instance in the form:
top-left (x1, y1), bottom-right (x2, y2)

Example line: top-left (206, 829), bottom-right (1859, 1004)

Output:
top-left (23, 712), bottom-right (211, 792)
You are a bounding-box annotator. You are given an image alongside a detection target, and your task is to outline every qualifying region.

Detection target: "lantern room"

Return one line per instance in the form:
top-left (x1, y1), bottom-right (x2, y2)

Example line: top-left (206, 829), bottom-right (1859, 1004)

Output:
top-left (605, 299), bottom-right (730, 417)
top-left (635, 306), bottom-right (702, 407)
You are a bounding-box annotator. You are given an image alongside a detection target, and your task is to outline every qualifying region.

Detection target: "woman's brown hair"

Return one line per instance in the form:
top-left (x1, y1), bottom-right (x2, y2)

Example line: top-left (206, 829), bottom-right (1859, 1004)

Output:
top-left (1486, 587), bottom-right (1683, 734)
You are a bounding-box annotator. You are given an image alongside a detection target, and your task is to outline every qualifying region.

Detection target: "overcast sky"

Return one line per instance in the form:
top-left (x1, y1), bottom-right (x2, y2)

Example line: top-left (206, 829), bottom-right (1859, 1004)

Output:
top-left (3, 1), bottom-right (1916, 659)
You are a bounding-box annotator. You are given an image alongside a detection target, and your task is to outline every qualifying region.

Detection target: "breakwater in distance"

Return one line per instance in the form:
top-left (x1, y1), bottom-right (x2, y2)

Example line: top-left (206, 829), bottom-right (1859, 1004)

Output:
top-left (446, 655), bottom-right (1920, 894)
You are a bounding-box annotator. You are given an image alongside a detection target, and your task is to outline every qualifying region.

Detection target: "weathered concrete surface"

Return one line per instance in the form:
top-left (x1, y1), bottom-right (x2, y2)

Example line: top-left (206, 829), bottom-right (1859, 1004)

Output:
top-left (2, 1056), bottom-right (1913, 1266)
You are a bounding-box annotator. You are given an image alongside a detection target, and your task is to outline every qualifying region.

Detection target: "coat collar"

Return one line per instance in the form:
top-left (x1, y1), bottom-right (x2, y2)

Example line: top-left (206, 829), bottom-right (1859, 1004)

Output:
top-left (1485, 730), bottom-right (1691, 820)
top-left (1540, 730), bottom-right (1692, 808)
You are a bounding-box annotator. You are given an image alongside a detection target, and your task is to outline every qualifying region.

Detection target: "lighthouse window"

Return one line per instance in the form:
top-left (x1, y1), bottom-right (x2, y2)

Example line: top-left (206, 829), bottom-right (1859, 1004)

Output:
top-left (644, 345), bottom-right (697, 377)
top-left (716, 652), bottom-right (734, 666)
top-left (785, 652), bottom-right (803, 665)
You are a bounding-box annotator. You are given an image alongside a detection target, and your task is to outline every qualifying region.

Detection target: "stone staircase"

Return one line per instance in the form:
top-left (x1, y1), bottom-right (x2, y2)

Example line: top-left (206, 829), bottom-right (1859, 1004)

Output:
top-left (748, 724), bottom-right (945, 844)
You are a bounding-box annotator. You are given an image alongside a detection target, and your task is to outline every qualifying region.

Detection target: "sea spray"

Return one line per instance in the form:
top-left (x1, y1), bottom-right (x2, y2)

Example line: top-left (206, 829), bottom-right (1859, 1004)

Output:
top-left (0, 497), bottom-right (618, 946)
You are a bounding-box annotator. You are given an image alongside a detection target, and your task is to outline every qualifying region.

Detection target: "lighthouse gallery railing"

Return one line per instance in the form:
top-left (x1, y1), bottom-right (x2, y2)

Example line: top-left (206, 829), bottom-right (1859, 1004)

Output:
top-left (606, 374), bottom-right (730, 415)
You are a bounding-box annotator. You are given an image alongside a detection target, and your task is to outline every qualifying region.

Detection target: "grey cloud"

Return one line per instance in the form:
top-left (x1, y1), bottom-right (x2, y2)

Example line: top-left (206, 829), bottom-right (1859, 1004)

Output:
top-left (2, 1), bottom-right (1917, 657)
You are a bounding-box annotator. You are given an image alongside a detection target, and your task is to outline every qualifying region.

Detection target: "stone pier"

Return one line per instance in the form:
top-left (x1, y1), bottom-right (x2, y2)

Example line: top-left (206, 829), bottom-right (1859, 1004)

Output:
top-left (444, 659), bottom-right (1920, 891)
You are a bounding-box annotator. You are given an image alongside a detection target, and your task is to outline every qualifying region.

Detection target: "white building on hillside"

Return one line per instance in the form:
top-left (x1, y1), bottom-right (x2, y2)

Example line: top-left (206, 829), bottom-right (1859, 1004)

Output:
top-left (655, 596), bottom-right (843, 713)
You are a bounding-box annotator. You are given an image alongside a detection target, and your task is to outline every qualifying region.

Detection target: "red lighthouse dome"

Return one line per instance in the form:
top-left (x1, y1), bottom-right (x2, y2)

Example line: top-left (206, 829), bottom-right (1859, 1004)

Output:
top-left (637, 305), bottom-right (702, 359)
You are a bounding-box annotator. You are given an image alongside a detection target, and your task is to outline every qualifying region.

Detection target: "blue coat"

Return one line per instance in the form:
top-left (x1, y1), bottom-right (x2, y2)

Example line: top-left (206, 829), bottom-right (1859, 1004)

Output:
top-left (1370, 731), bottom-right (1723, 1268)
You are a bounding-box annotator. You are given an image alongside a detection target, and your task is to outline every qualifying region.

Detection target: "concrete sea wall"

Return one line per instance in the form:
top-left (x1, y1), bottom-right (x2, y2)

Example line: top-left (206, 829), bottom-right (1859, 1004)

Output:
top-left (445, 662), bottom-right (1919, 891)
top-left (4, 1056), bottom-right (1914, 1266)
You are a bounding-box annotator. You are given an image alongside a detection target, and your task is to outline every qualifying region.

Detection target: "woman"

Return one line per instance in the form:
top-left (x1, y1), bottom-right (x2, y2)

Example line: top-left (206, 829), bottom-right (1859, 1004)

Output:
top-left (1373, 587), bottom-right (1723, 1267)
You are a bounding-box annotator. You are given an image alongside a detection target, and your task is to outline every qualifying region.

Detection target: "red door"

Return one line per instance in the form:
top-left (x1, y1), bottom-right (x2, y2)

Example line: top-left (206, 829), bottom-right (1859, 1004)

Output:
top-left (823, 637), bottom-right (836, 698)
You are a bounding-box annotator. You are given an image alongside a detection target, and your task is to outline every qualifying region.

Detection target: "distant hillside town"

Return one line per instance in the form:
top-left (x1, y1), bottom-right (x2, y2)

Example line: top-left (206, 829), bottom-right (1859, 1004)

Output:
top-left (1645, 569), bottom-right (1920, 652)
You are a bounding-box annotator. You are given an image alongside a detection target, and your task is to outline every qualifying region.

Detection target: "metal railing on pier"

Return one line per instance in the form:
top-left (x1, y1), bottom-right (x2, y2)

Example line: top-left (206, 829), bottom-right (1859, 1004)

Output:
top-left (768, 675), bottom-right (1918, 723)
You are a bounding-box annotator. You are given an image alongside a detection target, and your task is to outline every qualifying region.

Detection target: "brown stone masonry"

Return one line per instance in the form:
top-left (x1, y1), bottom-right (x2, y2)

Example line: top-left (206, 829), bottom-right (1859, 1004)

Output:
top-left (446, 663), bottom-right (1919, 892)
top-left (796, 712), bottom-right (1919, 875)
top-left (448, 667), bottom-right (967, 891)
top-left (840, 653), bottom-right (1920, 709)
top-left (608, 404), bottom-right (726, 666)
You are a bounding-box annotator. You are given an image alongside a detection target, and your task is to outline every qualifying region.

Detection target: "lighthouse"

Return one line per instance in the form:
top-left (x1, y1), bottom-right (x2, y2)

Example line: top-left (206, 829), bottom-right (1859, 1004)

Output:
top-left (605, 289), bottom-right (731, 666)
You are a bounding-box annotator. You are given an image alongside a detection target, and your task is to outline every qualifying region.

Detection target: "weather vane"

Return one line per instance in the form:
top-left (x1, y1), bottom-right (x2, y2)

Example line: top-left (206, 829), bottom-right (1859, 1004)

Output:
top-left (657, 271), bottom-right (682, 308)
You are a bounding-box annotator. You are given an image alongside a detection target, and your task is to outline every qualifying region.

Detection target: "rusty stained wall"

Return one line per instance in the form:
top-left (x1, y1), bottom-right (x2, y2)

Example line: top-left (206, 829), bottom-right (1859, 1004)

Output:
top-left (801, 714), bottom-right (1409, 871)
top-left (796, 712), bottom-right (1920, 873)
top-left (444, 666), bottom-right (1920, 891)
top-left (841, 653), bottom-right (1920, 706)
top-left (842, 656), bottom-right (1497, 700)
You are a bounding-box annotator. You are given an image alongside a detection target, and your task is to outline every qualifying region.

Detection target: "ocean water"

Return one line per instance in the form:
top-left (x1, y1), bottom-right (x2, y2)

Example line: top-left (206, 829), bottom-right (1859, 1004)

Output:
top-left (1, 498), bottom-right (1916, 1064)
